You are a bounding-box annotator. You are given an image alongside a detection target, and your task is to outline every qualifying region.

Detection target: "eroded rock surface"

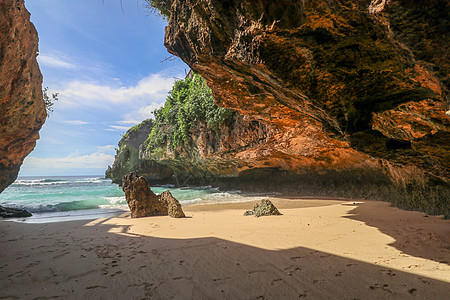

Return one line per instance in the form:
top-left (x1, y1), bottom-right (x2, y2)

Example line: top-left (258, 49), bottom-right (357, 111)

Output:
top-left (0, 0), bottom-right (45, 193)
top-left (122, 172), bottom-right (185, 218)
top-left (164, 0), bottom-right (449, 181)
top-left (109, 0), bottom-right (449, 216)
top-left (160, 190), bottom-right (185, 218)
top-left (160, 0), bottom-right (449, 215)
top-left (244, 200), bottom-right (282, 217)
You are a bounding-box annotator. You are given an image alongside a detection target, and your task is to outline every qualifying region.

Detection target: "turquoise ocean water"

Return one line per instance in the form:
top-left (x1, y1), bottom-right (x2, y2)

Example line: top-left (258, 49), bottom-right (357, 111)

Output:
top-left (0, 176), bottom-right (266, 223)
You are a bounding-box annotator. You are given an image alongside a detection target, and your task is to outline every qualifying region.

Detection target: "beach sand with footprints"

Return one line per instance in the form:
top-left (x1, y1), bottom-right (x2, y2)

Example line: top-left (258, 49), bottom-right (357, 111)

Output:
top-left (1, 198), bottom-right (449, 299)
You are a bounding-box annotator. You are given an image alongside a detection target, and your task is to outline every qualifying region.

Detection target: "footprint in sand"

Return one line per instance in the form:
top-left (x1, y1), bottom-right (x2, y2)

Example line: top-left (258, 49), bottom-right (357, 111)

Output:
top-left (290, 256), bottom-right (302, 261)
top-left (271, 278), bottom-right (282, 285)
top-left (299, 292), bottom-right (308, 298)
top-left (248, 270), bottom-right (265, 275)
top-left (284, 265), bottom-right (302, 274)
top-left (110, 271), bottom-right (123, 277)
top-left (369, 283), bottom-right (392, 293)
top-left (418, 278), bottom-right (430, 285)
top-left (380, 269), bottom-right (396, 277)
top-left (172, 276), bottom-right (193, 280)
top-left (313, 279), bottom-right (324, 285)
top-left (86, 285), bottom-right (107, 290)
top-left (212, 277), bottom-right (231, 282)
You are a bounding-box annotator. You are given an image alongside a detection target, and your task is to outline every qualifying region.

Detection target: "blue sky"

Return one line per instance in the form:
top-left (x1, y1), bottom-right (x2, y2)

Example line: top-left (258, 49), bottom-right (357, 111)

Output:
top-left (20, 0), bottom-right (187, 176)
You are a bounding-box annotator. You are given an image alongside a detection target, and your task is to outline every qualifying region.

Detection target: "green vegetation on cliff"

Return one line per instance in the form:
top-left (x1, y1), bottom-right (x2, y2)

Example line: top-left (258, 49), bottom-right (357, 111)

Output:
top-left (145, 73), bottom-right (234, 152)
top-left (145, 0), bottom-right (171, 19)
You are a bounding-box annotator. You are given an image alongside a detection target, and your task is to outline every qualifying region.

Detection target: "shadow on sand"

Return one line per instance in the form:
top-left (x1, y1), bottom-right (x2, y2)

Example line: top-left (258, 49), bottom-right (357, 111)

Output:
top-left (1, 214), bottom-right (449, 299)
top-left (344, 202), bottom-right (450, 266)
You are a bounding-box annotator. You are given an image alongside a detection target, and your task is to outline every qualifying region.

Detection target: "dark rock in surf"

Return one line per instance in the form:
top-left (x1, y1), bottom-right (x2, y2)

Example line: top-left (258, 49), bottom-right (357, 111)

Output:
top-left (244, 199), bottom-right (281, 217)
top-left (0, 205), bottom-right (32, 218)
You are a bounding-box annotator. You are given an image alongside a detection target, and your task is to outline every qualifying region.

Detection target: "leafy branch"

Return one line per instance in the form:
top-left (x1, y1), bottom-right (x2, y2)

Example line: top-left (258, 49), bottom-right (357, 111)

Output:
top-left (43, 87), bottom-right (59, 116)
top-left (144, 0), bottom-right (171, 19)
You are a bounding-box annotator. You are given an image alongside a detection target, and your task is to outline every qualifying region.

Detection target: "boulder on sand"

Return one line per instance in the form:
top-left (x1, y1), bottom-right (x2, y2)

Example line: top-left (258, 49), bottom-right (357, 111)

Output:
top-left (122, 172), bottom-right (185, 218)
top-left (160, 190), bottom-right (185, 218)
top-left (244, 199), bottom-right (282, 217)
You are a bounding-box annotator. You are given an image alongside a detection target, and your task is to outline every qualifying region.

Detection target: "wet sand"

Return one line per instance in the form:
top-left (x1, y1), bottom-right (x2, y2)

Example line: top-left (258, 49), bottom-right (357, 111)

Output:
top-left (1, 198), bottom-right (449, 299)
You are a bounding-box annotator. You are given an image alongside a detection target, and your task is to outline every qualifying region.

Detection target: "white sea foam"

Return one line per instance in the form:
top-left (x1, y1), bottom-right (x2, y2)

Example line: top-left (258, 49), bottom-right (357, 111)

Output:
top-left (98, 204), bottom-right (129, 210)
top-left (13, 180), bottom-right (72, 186)
top-left (103, 196), bottom-right (126, 204)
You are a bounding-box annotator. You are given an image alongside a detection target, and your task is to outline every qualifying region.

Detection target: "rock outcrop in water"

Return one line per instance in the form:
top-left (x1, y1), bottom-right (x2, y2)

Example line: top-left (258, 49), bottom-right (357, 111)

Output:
top-left (109, 0), bottom-right (449, 217)
top-left (122, 172), bottom-right (185, 218)
top-left (0, 0), bottom-right (45, 193)
top-left (0, 205), bottom-right (32, 218)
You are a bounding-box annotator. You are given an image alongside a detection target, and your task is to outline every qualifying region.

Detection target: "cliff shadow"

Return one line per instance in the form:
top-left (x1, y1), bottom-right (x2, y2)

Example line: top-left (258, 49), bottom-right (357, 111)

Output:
top-left (344, 201), bottom-right (450, 266)
top-left (1, 217), bottom-right (449, 299)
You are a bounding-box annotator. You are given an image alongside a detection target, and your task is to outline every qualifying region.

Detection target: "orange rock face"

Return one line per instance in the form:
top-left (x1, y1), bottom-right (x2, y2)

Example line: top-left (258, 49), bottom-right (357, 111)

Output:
top-left (0, 0), bottom-right (45, 192)
top-left (162, 0), bottom-right (449, 185)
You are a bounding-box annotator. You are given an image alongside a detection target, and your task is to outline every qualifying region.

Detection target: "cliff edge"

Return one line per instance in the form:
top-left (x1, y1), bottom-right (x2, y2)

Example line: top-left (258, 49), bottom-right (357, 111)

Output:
top-left (0, 0), bottom-right (45, 193)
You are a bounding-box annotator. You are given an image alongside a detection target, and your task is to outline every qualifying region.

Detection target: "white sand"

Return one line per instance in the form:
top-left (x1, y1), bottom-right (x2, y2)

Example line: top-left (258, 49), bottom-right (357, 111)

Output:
top-left (1, 198), bottom-right (449, 299)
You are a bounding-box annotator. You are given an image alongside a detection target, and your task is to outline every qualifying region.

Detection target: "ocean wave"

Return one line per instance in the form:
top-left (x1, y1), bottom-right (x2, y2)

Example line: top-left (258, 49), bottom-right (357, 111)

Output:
top-left (178, 198), bottom-right (203, 205)
top-left (12, 180), bottom-right (72, 186)
top-left (98, 204), bottom-right (129, 210)
top-left (3, 199), bottom-right (112, 213)
top-left (179, 185), bottom-right (216, 190)
top-left (73, 179), bottom-right (104, 184)
top-left (103, 196), bottom-right (126, 205)
top-left (12, 177), bottom-right (111, 187)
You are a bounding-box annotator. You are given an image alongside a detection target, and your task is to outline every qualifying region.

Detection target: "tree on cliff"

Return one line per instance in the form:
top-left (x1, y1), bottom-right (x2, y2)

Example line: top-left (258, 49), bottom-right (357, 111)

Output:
top-left (43, 87), bottom-right (59, 117)
top-left (145, 73), bottom-right (234, 152)
top-left (145, 0), bottom-right (170, 19)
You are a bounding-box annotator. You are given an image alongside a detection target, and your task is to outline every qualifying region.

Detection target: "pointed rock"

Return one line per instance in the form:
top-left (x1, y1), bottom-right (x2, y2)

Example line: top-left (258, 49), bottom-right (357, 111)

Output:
top-left (122, 172), bottom-right (185, 218)
top-left (122, 172), bottom-right (167, 218)
top-left (160, 190), bottom-right (185, 218)
top-left (244, 199), bottom-right (282, 217)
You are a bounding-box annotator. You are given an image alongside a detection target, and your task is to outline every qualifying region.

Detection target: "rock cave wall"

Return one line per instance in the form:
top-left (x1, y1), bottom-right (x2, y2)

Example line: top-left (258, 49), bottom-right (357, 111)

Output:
top-left (0, 0), bottom-right (45, 193)
top-left (109, 0), bottom-right (449, 216)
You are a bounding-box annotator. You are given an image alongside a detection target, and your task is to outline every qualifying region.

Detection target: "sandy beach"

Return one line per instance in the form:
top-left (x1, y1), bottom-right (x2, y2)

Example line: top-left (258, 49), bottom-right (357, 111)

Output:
top-left (1, 198), bottom-right (449, 299)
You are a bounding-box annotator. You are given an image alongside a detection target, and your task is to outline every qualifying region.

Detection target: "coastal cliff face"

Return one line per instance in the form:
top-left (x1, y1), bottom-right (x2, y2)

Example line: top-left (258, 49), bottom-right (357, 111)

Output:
top-left (0, 0), bottom-right (45, 193)
top-left (107, 111), bottom-right (277, 186)
top-left (163, 0), bottom-right (449, 180)
top-left (109, 0), bottom-right (449, 216)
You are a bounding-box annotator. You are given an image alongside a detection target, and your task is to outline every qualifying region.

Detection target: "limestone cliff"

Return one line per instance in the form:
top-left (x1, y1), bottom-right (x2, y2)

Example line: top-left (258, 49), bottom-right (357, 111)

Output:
top-left (0, 0), bottom-right (45, 193)
top-left (107, 110), bottom-right (275, 186)
top-left (109, 0), bottom-right (449, 216)
top-left (162, 0), bottom-right (449, 212)
top-left (106, 119), bottom-right (175, 185)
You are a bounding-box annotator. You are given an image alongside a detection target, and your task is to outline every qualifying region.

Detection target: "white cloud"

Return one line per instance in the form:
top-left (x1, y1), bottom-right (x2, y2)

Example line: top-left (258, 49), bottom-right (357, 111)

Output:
top-left (58, 73), bottom-right (176, 108)
top-left (38, 54), bottom-right (76, 69)
top-left (117, 102), bottom-right (164, 126)
top-left (21, 148), bottom-right (115, 171)
top-left (63, 120), bottom-right (89, 125)
top-left (96, 145), bottom-right (115, 152)
top-left (116, 120), bottom-right (141, 125)
top-left (107, 125), bottom-right (131, 132)
top-left (137, 102), bottom-right (163, 119)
